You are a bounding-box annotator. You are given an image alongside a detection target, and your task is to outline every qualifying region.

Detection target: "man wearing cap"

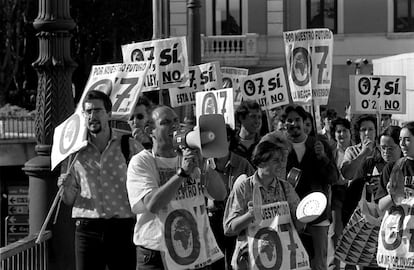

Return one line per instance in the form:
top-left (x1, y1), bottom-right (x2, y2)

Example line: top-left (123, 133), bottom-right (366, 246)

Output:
top-left (283, 105), bottom-right (338, 270)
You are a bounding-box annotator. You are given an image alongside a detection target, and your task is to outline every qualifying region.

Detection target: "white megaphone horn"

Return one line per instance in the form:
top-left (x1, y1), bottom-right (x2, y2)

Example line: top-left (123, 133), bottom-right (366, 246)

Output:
top-left (173, 114), bottom-right (229, 158)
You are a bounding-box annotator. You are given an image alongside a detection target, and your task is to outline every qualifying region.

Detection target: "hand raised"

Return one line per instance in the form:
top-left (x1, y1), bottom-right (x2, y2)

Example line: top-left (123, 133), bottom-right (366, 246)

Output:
top-left (132, 128), bottom-right (146, 143)
top-left (361, 139), bottom-right (374, 155)
top-left (181, 148), bottom-right (201, 175)
top-left (314, 140), bottom-right (326, 159)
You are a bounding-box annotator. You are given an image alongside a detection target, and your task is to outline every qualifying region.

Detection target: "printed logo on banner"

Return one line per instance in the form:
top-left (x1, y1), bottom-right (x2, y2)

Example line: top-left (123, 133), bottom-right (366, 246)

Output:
top-left (247, 201), bottom-right (310, 270)
top-left (377, 201), bottom-right (414, 269)
top-left (201, 92), bottom-right (218, 115)
top-left (195, 88), bottom-right (235, 129)
top-left (221, 67), bottom-right (249, 106)
top-left (349, 75), bottom-right (406, 114)
top-left (239, 68), bottom-right (289, 110)
top-left (252, 227), bottom-right (283, 269)
top-left (164, 209), bottom-right (201, 265)
top-left (122, 37), bottom-right (189, 91)
top-left (79, 62), bottom-right (150, 120)
top-left (283, 28), bottom-right (333, 105)
top-left (59, 113), bottom-right (81, 155)
top-left (159, 172), bottom-right (223, 269)
top-left (51, 110), bottom-right (87, 170)
top-left (291, 47), bottom-right (311, 87)
top-left (380, 206), bottom-right (404, 250)
top-left (169, 62), bottom-right (223, 108)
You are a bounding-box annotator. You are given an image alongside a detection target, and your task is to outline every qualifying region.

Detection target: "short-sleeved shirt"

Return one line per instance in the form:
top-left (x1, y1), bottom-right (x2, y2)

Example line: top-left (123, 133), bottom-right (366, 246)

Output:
top-left (126, 149), bottom-right (178, 250)
top-left (341, 143), bottom-right (381, 180)
top-left (70, 129), bottom-right (143, 219)
top-left (376, 158), bottom-right (414, 201)
top-left (223, 172), bottom-right (300, 237)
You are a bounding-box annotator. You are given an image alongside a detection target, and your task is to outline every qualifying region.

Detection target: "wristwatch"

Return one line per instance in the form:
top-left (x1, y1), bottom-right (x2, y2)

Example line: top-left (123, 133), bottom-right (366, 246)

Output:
top-left (176, 167), bottom-right (189, 178)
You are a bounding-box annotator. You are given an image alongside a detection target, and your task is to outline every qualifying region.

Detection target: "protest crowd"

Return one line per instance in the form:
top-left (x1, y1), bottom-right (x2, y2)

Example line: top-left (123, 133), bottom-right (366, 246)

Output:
top-left (54, 31), bottom-right (413, 270)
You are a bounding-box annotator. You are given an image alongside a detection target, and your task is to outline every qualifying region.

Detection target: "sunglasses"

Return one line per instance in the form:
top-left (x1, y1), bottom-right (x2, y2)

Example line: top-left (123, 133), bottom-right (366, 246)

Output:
top-left (129, 113), bottom-right (145, 121)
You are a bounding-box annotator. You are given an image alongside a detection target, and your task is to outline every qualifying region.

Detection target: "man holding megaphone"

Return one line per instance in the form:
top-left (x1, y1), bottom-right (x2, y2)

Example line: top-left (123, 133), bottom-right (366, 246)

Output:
top-left (126, 106), bottom-right (227, 270)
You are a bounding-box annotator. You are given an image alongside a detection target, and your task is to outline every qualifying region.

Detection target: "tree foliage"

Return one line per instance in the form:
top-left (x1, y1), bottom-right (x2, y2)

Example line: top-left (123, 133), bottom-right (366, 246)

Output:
top-left (0, 0), bottom-right (152, 108)
top-left (0, 0), bottom-right (37, 109)
top-left (70, 0), bottom-right (152, 102)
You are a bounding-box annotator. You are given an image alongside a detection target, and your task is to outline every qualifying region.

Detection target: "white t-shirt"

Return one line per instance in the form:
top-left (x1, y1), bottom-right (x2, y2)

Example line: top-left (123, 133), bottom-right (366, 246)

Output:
top-left (126, 150), bottom-right (178, 250)
top-left (292, 140), bottom-right (306, 163)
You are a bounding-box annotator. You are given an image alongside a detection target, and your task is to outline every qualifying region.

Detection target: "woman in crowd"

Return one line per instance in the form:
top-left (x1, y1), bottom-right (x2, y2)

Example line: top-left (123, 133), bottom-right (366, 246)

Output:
top-left (377, 122), bottom-right (414, 211)
top-left (303, 111), bottom-right (316, 136)
top-left (328, 117), bottom-right (353, 270)
top-left (223, 132), bottom-right (306, 270)
top-left (343, 126), bottom-right (402, 224)
top-left (340, 115), bottom-right (381, 184)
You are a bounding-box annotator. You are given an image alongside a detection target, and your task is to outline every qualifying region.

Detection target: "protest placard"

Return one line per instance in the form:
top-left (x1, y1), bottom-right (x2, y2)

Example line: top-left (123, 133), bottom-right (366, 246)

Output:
top-left (239, 68), bottom-right (289, 110)
top-left (195, 88), bottom-right (235, 129)
top-left (283, 28), bottom-right (333, 105)
top-left (122, 37), bottom-right (189, 91)
top-left (221, 66), bottom-right (248, 106)
top-left (169, 62), bottom-right (223, 107)
top-left (349, 75), bottom-right (406, 114)
top-left (79, 62), bottom-right (150, 121)
top-left (51, 111), bottom-right (87, 170)
top-left (51, 61), bottom-right (150, 170)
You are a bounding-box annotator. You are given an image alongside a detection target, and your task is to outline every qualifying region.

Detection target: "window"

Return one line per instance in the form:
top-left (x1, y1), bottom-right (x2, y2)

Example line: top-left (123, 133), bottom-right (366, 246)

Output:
top-left (212, 0), bottom-right (242, 35)
top-left (307, 0), bottom-right (337, 33)
top-left (394, 0), bottom-right (414, 32)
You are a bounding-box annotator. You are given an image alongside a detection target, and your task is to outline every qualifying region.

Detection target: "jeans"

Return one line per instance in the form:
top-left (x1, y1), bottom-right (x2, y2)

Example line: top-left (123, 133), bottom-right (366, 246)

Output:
top-left (136, 246), bottom-right (164, 270)
top-left (75, 218), bottom-right (135, 270)
top-left (301, 225), bottom-right (329, 270)
top-left (328, 209), bottom-right (343, 270)
top-left (208, 208), bottom-right (236, 270)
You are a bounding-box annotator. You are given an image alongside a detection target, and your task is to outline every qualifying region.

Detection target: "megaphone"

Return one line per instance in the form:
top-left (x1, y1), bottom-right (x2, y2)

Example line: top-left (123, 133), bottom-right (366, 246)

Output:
top-left (173, 114), bottom-right (229, 158)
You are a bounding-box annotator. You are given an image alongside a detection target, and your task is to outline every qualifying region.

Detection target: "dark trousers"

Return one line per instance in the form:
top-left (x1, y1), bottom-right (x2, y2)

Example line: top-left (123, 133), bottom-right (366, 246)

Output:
top-left (136, 246), bottom-right (164, 270)
top-left (209, 209), bottom-right (236, 270)
top-left (75, 218), bottom-right (136, 270)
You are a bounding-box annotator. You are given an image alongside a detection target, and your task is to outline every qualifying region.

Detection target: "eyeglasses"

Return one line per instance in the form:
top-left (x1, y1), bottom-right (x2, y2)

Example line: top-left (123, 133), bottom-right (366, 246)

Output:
top-left (84, 108), bottom-right (106, 116)
top-left (380, 145), bottom-right (398, 152)
top-left (129, 113), bottom-right (145, 121)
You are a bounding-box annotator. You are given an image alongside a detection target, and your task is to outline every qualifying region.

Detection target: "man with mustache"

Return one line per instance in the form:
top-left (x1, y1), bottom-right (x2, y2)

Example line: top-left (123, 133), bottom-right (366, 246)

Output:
top-left (284, 104), bottom-right (338, 270)
top-left (58, 90), bottom-right (143, 270)
top-left (233, 100), bottom-right (263, 165)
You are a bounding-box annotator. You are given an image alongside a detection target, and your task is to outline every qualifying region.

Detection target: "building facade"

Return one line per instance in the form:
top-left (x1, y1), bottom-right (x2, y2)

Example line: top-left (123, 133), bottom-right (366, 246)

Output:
top-left (169, 0), bottom-right (414, 115)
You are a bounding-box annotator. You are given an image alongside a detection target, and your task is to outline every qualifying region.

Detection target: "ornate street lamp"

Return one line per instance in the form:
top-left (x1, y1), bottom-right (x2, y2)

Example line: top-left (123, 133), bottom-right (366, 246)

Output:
top-left (23, 0), bottom-right (77, 268)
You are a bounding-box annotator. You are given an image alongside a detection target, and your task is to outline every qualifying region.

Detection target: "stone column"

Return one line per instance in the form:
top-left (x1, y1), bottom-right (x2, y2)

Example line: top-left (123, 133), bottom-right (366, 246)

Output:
top-left (184, 0), bottom-right (201, 124)
top-left (23, 0), bottom-right (77, 269)
top-left (187, 0), bottom-right (201, 66)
